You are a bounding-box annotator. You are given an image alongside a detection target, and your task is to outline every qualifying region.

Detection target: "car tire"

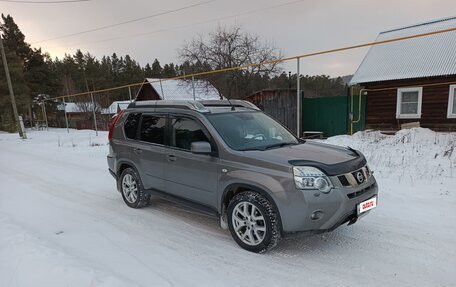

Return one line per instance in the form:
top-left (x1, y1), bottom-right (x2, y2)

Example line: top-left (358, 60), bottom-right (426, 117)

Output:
top-left (119, 167), bottom-right (150, 208)
top-left (227, 191), bottom-right (281, 253)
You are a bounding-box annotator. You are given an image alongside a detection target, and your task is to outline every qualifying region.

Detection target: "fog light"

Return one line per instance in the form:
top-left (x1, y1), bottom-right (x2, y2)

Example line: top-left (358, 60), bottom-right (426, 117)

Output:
top-left (311, 210), bottom-right (324, 220)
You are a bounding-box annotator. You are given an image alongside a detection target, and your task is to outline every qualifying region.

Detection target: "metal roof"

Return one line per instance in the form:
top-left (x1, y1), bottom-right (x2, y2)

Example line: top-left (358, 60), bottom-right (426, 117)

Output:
top-left (57, 102), bottom-right (100, 113)
top-left (143, 78), bottom-right (223, 100)
top-left (350, 16), bottom-right (456, 85)
top-left (128, 100), bottom-right (259, 112)
top-left (101, 100), bottom-right (131, 115)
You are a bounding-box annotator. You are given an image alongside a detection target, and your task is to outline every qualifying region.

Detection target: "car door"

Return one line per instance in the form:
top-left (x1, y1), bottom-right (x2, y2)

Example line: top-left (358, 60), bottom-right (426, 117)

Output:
top-left (164, 115), bottom-right (219, 208)
top-left (132, 113), bottom-right (168, 191)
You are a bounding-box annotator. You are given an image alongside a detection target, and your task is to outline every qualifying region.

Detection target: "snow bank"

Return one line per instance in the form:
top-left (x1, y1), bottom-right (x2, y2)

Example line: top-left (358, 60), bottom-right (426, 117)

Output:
top-left (325, 128), bottom-right (456, 182)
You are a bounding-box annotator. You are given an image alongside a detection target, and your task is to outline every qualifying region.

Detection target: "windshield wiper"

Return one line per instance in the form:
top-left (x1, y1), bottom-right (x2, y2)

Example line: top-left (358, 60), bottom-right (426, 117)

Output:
top-left (263, 142), bottom-right (298, 150)
top-left (239, 147), bottom-right (264, 151)
top-left (239, 142), bottom-right (298, 151)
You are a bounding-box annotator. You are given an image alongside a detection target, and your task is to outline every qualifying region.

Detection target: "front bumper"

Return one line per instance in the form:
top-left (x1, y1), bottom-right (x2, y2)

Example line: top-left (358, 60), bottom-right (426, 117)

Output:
top-left (276, 175), bottom-right (379, 235)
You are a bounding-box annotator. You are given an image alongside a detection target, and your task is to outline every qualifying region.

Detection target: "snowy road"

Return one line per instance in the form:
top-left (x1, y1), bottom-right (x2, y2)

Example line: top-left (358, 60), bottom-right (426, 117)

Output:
top-left (0, 129), bottom-right (455, 287)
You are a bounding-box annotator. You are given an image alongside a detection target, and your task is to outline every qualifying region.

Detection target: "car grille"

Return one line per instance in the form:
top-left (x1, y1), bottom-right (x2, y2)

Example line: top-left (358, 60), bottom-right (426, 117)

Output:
top-left (338, 175), bottom-right (350, 186)
top-left (347, 182), bottom-right (376, 199)
top-left (338, 166), bottom-right (371, 187)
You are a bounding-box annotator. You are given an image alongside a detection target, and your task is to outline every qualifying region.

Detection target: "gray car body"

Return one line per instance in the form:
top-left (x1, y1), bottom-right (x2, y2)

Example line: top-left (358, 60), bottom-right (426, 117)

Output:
top-left (107, 104), bottom-right (378, 234)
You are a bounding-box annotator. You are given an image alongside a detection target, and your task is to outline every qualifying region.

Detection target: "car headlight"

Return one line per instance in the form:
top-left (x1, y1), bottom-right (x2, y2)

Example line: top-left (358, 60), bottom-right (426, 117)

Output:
top-left (293, 166), bottom-right (333, 193)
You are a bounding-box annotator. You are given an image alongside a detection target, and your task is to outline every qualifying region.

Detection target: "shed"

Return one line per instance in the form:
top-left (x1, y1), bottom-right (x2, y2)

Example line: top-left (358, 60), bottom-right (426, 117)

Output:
top-left (101, 100), bottom-right (131, 115)
top-left (350, 16), bottom-right (456, 131)
top-left (135, 78), bottom-right (223, 101)
top-left (245, 89), bottom-right (300, 134)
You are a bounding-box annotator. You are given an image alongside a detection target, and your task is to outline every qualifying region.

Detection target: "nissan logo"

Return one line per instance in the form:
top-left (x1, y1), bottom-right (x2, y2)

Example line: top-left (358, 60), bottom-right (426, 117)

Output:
top-left (356, 171), bottom-right (364, 183)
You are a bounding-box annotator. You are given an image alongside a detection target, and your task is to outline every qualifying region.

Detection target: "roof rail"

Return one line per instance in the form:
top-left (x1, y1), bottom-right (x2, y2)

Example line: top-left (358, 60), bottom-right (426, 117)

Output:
top-left (128, 100), bottom-right (209, 111)
top-left (127, 100), bottom-right (260, 112)
top-left (198, 100), bottom-right (260, 110)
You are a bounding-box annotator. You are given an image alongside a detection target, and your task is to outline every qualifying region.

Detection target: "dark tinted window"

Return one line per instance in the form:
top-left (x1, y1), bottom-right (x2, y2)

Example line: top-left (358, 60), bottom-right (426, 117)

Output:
top-left (124, 113), bottom-right (141, 139)
top-left (171, 117), bottom-right (209, 150)
top-left (140, 115), bottom-right (166, 144)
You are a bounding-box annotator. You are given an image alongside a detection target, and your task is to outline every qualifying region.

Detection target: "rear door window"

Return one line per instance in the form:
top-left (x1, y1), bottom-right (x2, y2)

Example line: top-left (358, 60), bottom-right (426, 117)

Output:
top-left (124, 112), bottom-right (141, 139)
top-left (140, 115), bottom-right (167, 145)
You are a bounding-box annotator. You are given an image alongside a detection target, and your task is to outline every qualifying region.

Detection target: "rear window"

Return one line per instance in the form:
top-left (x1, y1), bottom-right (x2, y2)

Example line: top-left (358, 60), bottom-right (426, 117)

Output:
top-left (124, 113), bottom-right (141, 139)
top-left (140, 115), bottom-right (166, 145)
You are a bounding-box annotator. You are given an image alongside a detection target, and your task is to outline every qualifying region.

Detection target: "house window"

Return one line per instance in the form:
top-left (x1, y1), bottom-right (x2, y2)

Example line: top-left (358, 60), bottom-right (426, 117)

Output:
top-left (448, 85), bottom-right (456, 118)
top-left (396, 87), bottom-right (423, 119)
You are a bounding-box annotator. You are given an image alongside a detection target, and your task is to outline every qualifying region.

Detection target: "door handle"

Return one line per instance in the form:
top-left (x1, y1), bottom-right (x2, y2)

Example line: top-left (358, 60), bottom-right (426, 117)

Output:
top-left (166, 154), bottom-right (176, 162)
top-left (133, 148), bottom-right (142, 154)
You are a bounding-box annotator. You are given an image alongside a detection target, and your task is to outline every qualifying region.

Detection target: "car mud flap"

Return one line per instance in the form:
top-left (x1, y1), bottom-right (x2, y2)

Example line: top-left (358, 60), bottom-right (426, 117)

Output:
top-left (347, 217), bottom-right (358, 226)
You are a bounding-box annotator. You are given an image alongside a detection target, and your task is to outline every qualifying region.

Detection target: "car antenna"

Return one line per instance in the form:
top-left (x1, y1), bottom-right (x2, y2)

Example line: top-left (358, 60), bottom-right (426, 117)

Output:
top-left (226, 97), bottom-right (236, 111)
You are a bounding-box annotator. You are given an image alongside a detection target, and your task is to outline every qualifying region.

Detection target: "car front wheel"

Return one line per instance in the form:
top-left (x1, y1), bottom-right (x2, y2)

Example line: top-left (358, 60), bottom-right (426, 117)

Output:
top-left (227, 191), bottom-right (281, 253)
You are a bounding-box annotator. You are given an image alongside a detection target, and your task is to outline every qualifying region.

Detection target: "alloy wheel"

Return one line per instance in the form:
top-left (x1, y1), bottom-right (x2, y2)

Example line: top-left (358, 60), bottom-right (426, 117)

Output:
top-left (122, 174), bottom-right (138, 203)
top-left (231, 202), bottom-right (266, 246)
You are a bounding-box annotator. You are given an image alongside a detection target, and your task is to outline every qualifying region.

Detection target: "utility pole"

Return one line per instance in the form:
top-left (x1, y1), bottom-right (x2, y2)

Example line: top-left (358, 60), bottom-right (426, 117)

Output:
top-left (42, 97), bottom-right (49, 131)
top-left (0, 33), bottom-right (26, 138)
top-left (192, 76), bottom-right (196, 100)
top-left (63, 97), bottom-right (69, 133)
top-left (128, 86), bottom-right (132, 102)
top-left (82, 70), bottom-right (98, 136)
top-left (296, 58), bottom-right (301, 138)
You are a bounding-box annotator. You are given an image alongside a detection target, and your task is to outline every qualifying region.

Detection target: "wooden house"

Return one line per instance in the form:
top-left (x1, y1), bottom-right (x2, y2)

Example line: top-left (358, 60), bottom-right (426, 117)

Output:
top-left (350, 16), bottom-right (456, 132)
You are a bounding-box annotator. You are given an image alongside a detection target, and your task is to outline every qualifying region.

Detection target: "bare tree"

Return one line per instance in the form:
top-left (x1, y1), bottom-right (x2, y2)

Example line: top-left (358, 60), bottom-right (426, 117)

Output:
top-left (75, 100), bottom-right (100, 120)
top-left (179, 25), bottom-right (282, 99)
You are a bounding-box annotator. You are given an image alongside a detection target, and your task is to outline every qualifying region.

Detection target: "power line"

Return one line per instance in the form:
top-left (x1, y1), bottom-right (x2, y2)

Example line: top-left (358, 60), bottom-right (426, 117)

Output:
top-left (31, 0), bottom-right (215, 44)
top-left (41, 0), bottom-right (307, 50)
top-left (0, 0), bottom-right (92, 3)
top-left (50, 26), bottom-right (456, 100)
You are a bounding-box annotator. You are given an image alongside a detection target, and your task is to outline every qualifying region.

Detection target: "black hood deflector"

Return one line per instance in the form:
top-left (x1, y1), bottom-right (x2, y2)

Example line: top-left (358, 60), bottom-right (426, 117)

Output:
top-left (289, 152), bottom-right (366, 176)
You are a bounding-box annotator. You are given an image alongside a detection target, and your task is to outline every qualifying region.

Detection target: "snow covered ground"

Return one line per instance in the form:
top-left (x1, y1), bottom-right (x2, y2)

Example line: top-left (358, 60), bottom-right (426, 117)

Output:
top-left (0, 128), bottom-right (455, 287)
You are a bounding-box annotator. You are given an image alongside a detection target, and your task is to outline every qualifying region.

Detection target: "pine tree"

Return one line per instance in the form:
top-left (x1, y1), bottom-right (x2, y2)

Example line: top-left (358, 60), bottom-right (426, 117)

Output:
top-left (144, 63), bottom-right (153, 78)
top-left (151, 59), bottom-right (162, 78)
top-left (0, 14), bottom-right (30, 129)
top-left (162, 63), bottom-right (177, 78)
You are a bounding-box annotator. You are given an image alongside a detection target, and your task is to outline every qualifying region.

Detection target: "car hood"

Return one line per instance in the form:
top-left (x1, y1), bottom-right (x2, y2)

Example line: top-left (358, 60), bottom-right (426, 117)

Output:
top-left (240, 141), bottom-right (366, 176)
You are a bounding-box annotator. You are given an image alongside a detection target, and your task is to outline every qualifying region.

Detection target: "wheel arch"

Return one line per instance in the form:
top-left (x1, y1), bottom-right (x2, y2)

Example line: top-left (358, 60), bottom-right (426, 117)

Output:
top-left (116, 160), bottom-right (139, 176)
top-left (221, 183), bottom-right (282, 230)
top-left (115, 160), bottom-right (140, 191)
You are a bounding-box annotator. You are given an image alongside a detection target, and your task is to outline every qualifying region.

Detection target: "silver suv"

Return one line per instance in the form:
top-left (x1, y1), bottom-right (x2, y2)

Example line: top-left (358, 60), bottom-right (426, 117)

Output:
top-left (107, 100), bottom-right (378, 253)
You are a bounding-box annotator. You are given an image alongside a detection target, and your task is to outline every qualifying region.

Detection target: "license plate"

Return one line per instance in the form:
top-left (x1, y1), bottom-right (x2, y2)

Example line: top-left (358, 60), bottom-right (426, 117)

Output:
top-left (358, 196), bottom-right (377, 215)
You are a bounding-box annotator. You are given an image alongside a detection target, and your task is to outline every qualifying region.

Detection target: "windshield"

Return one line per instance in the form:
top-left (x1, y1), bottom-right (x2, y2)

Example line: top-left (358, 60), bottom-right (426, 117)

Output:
top-left (206, 111), bottom-right (299, 151)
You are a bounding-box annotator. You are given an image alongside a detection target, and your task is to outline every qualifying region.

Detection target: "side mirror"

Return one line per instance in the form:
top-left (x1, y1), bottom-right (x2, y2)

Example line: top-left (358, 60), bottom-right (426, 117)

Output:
top-left (191, 141), bottom-right (212, 155)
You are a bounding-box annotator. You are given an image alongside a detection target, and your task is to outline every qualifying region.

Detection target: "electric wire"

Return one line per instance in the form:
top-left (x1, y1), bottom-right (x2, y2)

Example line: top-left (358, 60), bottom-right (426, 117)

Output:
top-left (31, 0), bottom-right (215, 44)
top-left (41, 0), bottom-right (307, 49)
top-left (0, 0), bottom-right (92, 3)
top-left (50, 26), bottom-right (456, 100)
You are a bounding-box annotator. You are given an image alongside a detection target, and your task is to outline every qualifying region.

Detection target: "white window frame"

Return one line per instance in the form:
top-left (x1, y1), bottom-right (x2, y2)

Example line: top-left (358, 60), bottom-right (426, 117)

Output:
top-left (396, 87), bottom-right (423, 119)
top-left (447, 84), bottom-right (456, 118)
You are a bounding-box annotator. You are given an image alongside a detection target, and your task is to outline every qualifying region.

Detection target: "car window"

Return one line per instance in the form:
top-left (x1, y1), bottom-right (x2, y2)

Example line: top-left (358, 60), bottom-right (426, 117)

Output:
top-left (206, 111), bottom-right (298, 151)
top-left (124, 112), bottom-right (141, 139)
top-left (170, 117), bottom-right (210, 151)
top-left (140, 115), bottom-right (166, 145)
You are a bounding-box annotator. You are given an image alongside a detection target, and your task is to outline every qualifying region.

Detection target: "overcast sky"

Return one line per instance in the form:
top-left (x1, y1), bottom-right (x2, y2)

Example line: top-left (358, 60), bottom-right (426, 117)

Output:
top-left (2, 0), bottom-right (455, 77)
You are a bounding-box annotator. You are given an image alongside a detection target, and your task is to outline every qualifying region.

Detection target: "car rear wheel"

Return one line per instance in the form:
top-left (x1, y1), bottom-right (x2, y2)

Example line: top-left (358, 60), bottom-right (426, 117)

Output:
top-left (119, 167), bottom-right (150, 208)
top-left (227, 191), bottom-right (281, 253)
